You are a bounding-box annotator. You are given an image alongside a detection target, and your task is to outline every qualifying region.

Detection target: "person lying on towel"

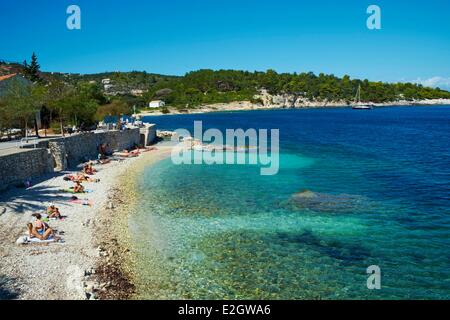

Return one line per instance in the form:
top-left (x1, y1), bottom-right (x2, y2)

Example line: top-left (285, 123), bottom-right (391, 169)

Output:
top-left (64, 173), bottom-right (99, 183)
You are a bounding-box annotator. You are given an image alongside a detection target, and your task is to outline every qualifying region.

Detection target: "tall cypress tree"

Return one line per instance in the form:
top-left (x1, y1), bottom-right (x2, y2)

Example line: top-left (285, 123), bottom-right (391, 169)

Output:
top-left (23, 53), bottom-right (43, 137)
top-left (26, 52), bottom-right (41, 83)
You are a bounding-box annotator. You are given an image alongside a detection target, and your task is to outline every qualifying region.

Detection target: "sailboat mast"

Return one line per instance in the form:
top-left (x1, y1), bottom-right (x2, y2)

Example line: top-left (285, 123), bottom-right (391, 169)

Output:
top-left (354, 84), bottom-right (361, 103)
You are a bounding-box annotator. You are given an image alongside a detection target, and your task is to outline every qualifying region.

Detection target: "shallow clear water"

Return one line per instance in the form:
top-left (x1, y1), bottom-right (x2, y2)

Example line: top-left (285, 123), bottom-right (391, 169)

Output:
top-left (130, 106), bottom-right (450, 299)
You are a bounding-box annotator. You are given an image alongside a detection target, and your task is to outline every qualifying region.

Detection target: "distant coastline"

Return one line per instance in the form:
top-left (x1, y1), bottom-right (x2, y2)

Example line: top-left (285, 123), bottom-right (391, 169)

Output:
top-left (136, 98), bottom-right (450, 117)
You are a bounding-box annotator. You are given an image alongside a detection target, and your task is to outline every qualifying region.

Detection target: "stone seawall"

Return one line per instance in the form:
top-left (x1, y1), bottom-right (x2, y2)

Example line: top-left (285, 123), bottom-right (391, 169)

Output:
top-left (49, 129), bottom-right (140, 170)
top-left (0, 148), bottom-right (53, 191)
top-left (0, 129), bottom-right (141, 191)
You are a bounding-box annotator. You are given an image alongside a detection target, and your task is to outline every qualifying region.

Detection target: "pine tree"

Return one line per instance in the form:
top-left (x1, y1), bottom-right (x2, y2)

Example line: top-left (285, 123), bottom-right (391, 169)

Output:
top-left (26, 52), bottom-right (41, 83)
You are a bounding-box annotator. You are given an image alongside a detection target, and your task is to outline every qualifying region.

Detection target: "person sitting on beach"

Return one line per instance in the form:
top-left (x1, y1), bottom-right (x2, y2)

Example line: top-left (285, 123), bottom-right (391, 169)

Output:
top-left (82, 162), bottom-right (96, 175)
top-left (98, 143), bottom-right (107, 159)
top-left (28, 213), bottom-right (56, 240)
top-left (46, 205), bottom-right (62, 219)
top-left (73, 181), bottom-right (85, 193)
top-left (82, 164), bottom-right (90, 175)
top-left (88, 162), bottom-right (96, 173)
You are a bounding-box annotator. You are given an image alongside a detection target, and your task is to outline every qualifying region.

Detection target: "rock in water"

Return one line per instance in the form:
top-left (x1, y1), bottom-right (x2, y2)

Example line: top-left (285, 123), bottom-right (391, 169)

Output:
top-left (285, 190), bottom-right (369, 214)
top-left (292, 190), bottom-right (318, 199)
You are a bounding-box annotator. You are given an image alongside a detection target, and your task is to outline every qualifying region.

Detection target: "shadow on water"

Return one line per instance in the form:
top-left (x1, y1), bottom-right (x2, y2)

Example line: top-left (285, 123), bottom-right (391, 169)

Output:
top-left (0, 276), bottom-right (19, 300)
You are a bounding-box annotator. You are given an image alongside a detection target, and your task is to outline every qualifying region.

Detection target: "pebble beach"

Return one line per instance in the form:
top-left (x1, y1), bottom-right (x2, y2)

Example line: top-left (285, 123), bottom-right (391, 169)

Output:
top-left (0, 144), bottom-right (172, 300)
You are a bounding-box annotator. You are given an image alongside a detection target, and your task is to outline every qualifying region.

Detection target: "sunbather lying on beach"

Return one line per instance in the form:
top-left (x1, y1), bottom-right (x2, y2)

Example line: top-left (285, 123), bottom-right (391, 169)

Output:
top-left (64, 173), bottom-right (100, 183)
top-left (112, 150), bottom-right (138, 158)
top-left (46, 205), bottom-right (61, 219)
top-left (28, 213), bottom-right (57, 240)
top-left (69, 195), bottom-right (93, 206)
top-left (73, 181), bottom-right (85, 193)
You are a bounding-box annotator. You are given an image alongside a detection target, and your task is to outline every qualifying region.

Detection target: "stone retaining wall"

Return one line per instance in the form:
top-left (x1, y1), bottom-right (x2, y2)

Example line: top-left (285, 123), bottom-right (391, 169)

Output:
top-left (49, 129), bottom-right (140, 170)
top-left (0, 129), bottom-right (142, 191)
top-left (0, 149), bottom-right (53, 191)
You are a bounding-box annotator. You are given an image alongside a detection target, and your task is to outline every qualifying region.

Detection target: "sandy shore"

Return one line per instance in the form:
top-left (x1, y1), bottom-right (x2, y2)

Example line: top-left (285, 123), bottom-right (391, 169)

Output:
top-left (0, 144), bottom-right (172, 300)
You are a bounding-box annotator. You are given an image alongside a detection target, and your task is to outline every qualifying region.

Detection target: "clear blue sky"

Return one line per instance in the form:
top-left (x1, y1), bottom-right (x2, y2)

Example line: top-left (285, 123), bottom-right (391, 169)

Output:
top-left (1, 0), bottom-right (449, 88)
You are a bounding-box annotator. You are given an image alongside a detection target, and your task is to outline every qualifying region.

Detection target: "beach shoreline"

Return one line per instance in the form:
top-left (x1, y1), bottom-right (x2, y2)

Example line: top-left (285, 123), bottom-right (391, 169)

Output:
top-left (0, 144), bottom-right (172, 300)
top-left (92, 145), bottom-right (173, 300)
top-left (136, 99), bottom-right (450, 117)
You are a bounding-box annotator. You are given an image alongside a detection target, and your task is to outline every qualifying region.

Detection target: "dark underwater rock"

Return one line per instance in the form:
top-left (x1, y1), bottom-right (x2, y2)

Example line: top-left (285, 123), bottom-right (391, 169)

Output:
top-left (284, 189), bottom-right (368, 213)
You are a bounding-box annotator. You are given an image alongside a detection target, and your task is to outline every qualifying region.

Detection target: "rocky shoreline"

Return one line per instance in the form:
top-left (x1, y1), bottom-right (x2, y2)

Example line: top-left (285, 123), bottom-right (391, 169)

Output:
top-left (137, 97), bottom-right (450, 117)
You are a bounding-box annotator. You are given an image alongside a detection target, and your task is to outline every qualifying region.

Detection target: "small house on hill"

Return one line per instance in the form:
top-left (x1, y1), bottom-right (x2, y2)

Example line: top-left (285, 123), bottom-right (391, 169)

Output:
top-left (149, 100), bottom-right (165, 108)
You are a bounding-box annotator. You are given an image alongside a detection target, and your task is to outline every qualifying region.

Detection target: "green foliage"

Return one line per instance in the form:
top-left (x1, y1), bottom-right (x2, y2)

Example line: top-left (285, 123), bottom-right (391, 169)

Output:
top-left (95, 98), bottom-right (131, 121)
top-left (144, 69), bottom-right (450, 108)
top-left (144, 70), bottom-right (259, 108)
top-left (45, 80), bottom-right (104, 135)
top-left (45, 70), bottom-right (176, 90)
top-left (2, 54), bottom-right (450, 136)
top-left (50, 121), bottom-right (62, 134)
top-left (1, 78), bottom-right (38, 128)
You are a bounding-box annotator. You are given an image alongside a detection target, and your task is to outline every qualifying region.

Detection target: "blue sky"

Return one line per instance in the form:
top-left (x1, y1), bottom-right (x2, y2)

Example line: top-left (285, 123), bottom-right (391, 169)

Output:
top-left (1, 0), bottom-right (449, 88)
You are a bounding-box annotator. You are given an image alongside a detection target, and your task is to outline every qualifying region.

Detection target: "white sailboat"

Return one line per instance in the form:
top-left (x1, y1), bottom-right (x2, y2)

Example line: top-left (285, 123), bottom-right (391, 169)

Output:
top-left (352, 85), bottom-right (373, 110)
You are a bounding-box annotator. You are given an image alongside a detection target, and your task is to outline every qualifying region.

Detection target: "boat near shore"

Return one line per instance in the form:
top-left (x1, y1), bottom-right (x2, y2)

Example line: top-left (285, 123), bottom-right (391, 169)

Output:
top-left (352, 85), bottom-right (373, 110)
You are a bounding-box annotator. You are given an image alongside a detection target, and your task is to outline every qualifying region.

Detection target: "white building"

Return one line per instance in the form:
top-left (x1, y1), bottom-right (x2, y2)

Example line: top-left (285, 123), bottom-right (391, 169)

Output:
top-left (149, 100), bottom-right (165, 108)
top-left (101, 78), bottom-right (111, 84)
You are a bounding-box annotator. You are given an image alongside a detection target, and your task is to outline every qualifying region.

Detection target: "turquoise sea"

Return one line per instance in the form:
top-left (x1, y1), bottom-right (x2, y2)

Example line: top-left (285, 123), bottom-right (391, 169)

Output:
top-left (130, 106), bottom-right (450, 299)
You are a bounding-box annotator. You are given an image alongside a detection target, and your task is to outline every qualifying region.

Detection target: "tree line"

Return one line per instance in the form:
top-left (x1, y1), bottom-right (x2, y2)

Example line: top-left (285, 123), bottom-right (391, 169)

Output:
top-left (1, 54), bottom-right (450, 138)
top-left (144, 69), bottom-right (450, 109)
top-left (0, 54), bottom-right (133, 138)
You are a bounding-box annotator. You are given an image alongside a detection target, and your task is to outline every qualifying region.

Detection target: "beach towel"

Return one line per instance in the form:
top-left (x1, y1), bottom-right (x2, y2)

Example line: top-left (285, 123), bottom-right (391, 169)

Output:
top-left (27, 236), bottom-right (56, 243)
top-left (16, 235), bottom-right (57, 245)
top-left (69, 199), bottom-right (94, 206)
